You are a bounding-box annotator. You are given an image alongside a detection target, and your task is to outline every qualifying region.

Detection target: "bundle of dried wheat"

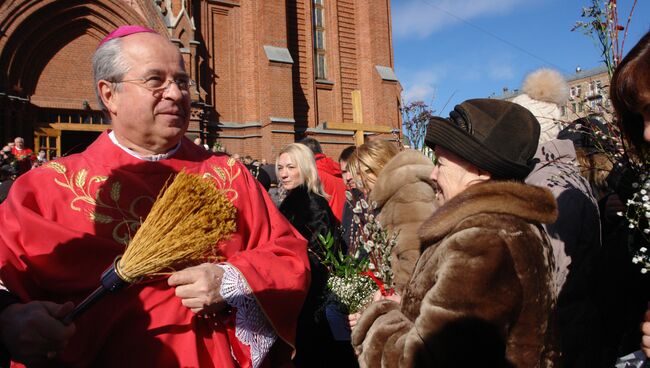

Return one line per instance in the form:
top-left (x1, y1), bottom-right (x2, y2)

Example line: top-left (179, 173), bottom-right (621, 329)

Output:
top-left (64, 171), bottom-right (237, 324)
top-left (116, 171), bottom-right (237, 282)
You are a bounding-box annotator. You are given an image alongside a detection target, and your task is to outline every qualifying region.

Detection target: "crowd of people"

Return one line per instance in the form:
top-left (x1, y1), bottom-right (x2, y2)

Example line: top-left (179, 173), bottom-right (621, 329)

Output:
top-left (0, 24), bottom-right (648, 368)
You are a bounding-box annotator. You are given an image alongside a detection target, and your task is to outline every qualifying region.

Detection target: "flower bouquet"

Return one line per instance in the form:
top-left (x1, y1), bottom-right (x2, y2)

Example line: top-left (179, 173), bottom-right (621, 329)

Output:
top-left (316, 196), bottom-right (398, 340)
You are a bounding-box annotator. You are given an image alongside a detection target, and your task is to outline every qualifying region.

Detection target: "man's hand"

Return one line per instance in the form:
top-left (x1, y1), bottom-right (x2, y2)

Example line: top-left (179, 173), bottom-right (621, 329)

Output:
top-left (0, 301), bottom-right (76, 365)
top-left (168, 263), bottom-right (227, 314)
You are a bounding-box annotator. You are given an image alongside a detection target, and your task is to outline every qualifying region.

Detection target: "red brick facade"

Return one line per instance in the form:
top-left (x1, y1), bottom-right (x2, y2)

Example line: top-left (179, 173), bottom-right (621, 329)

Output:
top-left (0, 0), bottom-right (401, 161)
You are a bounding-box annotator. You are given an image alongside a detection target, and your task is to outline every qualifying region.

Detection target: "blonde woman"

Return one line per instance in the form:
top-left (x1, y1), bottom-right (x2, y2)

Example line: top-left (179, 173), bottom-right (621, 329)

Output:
top-left (346, 140), bottom-right (399, 193)
top-left (276, 143), bottom-right (344, 367)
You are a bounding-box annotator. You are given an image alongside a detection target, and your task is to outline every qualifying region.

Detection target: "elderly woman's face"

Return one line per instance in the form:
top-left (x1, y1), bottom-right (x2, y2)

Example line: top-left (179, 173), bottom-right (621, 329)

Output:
top-left (430, 147), bottom-right (487, 205)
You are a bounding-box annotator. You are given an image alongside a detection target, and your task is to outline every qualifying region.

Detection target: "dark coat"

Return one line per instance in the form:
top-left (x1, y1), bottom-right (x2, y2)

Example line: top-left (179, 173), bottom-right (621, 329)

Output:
top-left (352, 181), bottom-right (559, 368)
top-left (279, 185), bottom-right (341, 367)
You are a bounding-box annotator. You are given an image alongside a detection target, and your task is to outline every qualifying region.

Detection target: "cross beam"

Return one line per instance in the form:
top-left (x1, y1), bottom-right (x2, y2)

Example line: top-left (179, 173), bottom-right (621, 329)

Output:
top-left (323, 90), bottom-right (394, 146)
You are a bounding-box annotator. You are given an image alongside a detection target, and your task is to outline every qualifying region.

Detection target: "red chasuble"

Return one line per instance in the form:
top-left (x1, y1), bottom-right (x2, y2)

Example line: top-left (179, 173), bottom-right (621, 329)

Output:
top-left (0, 132), bottom-right (309, 367)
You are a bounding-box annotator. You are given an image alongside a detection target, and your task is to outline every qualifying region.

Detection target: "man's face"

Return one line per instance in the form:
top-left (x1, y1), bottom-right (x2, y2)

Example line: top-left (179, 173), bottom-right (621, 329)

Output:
top-left (14, 138), bottom-right (24, 149)
top-left (104, 33), bottom-right (191, 154)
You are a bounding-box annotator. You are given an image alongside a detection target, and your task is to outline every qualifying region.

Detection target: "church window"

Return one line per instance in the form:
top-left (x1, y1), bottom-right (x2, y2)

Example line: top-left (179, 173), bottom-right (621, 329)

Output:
top-left (314, 0), bottom-right (327, 79)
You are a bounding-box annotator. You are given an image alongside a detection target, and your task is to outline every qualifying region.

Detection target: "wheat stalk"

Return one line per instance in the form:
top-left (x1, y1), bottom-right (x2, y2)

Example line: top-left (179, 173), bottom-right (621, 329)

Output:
top-left (116, 171), bottom-right (237, 282)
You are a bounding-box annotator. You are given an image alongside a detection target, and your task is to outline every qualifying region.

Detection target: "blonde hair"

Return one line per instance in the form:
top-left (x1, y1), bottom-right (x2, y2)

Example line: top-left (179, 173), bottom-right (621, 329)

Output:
top-left (276, 143), bottom-right (328, 198)
top-left (347, 140), bottom-right (399, 191)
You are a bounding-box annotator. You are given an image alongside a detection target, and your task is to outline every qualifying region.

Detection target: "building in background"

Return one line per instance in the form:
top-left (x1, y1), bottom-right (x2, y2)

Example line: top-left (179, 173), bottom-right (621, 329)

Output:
top-left (562, 65), bottom-right (612, 123)
top-left (0, 0), bottom-right (402, 161)
top-left (497, 65), bottom-right (612, 124)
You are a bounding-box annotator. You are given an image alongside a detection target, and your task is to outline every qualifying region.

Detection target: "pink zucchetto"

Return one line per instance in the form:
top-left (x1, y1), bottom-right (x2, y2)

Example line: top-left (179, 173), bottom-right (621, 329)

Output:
top-left (98, 25), bottom-right (158, 48)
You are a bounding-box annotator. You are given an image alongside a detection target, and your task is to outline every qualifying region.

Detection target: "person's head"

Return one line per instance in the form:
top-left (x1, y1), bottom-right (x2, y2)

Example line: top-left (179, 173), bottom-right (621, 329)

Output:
top-left (511, 68), bottom-right (568, 145)
top-left (276, 143), bottom-right (326, 196)
top-left (243, 155), bottom-right (253, 165)
top-left (94, 26), bottom-right (192, 155)
top-left (346, 140), bottom-right (399, 193)
top-left (13, 137), bottom-right (24, 149)
top-left (610, 30), bottom-right (650, 157)
top-left (298, 137), bottom-right (323, 154)
top-left (425, 99), bottom-right (540, 205)
top-left (338, 145), bottom-right (357, 189)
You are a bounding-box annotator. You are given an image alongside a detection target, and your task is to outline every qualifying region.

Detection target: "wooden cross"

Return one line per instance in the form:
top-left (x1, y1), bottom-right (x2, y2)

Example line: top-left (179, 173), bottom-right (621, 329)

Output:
top-left (323, 90), bottom-right (394, 146)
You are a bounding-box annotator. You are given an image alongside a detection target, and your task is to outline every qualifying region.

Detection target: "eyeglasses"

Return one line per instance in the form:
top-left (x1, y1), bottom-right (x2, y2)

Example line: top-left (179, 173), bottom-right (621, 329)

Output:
top-left (113, 76), bottom-right (196, 96)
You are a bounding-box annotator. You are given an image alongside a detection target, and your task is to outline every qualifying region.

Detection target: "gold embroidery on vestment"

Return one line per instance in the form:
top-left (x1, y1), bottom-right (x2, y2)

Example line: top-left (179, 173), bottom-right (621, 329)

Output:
top-left (46, 162), bottom-right (153, 245)
top-left (203, 158), bottom-right (241, 202)
top-left (47, 159), bottom-right (241, 244)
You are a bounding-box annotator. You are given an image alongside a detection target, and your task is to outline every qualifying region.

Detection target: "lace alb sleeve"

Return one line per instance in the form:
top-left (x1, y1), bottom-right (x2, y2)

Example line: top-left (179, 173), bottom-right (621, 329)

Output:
top-left (219, 263), bottom-right (277, 368)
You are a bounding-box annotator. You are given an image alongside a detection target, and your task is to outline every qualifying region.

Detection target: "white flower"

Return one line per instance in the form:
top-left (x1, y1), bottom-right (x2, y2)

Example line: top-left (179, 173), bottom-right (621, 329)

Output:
top-left (633, 182), bottom-right (640, 189)
top-left (642, 268), bottom-right (648, 274)
top-left (641, 189), bottom-right (648, 195)
top-left (633, 257), bottom-right (640, 264)
top-left (641, 247), bottom-right (647, 253)
top-left (643, 195), bottom-right (649, 202)
top-left (616, 211), bottom-right (623, 217)
top-left (629, 223), bottom-right (636, 229)
top-left (644, 228), bottom-right (650, 234)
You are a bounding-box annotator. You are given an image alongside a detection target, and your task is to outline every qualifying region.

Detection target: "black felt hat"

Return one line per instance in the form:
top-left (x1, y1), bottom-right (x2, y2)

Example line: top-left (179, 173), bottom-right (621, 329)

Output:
top-left (425, 98), bottom-right (540, 180)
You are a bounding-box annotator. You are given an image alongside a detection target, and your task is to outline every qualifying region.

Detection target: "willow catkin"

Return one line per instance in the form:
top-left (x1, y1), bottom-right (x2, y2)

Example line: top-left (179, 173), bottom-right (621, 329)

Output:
top-left (116, 171), bottom-right (237, 283)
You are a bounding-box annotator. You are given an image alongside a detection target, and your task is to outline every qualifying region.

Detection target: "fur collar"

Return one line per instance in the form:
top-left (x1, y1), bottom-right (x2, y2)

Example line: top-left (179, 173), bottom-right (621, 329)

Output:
top-left (419, 180), bottom-right (557, 244)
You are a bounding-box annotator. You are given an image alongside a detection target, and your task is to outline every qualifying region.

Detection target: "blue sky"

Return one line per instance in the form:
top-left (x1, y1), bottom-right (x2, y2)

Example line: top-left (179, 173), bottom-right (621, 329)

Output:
top-left (391, 0), bottom-right (650, 115)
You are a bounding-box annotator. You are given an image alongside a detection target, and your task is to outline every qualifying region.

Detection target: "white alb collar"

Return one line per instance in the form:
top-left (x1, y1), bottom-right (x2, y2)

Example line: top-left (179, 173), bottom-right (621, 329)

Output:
top-left (108, 131), bottom-right (181, 162)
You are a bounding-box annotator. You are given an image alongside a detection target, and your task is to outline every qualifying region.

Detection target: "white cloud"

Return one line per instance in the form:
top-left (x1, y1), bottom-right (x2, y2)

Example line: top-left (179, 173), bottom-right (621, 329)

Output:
top-left (392, 0), bottom-right (523, 39)
top-left (400, 66), bottom-right (446, 103)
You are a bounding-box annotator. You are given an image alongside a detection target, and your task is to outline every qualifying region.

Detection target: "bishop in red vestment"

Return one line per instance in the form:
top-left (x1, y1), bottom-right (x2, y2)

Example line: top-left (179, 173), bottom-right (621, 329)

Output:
top-left (0, 26), bottom-right (309, 368)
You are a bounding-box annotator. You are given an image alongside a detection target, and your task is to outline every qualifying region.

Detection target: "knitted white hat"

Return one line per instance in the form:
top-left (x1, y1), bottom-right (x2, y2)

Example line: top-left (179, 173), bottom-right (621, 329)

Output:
top-left (511, 68), bottom-right (569, 145)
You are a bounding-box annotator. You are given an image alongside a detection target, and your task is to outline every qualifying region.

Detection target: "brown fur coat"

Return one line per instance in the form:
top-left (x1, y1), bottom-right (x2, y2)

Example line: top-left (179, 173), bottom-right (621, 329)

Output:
top-left (352, 181), bottom-right (558, 367)
top-left (370, 150), bottom-right (437, 293)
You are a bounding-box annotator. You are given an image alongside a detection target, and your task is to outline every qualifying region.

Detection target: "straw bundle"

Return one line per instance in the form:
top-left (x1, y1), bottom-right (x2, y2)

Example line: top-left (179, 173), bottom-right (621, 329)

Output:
top-left (116, 171), bottom-right (237, 282)
top-left (63, 171), bottom-right (237, 324)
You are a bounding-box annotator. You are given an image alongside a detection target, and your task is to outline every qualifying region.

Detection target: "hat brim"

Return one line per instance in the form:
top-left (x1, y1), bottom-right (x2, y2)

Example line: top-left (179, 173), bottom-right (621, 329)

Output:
top-left (425, 117), bottom-right (532, 180)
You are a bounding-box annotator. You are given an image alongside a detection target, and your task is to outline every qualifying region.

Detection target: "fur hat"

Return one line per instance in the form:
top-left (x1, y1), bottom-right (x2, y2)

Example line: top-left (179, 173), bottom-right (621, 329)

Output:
top-left (425, 99), bottom-right (540, 180)
top-left (511, 68), bottom-right (569, 145)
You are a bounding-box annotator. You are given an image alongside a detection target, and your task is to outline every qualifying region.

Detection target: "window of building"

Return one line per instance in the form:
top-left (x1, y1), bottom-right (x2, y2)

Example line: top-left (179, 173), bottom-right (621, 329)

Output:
top-left (313, 0), bottom-right (327, 80)
top-left (570, 87), bottom-right (575, 97)
top-left (578, 102), bottom-right (584, 112)
top-left (576, 85), bottom-right (582, 96)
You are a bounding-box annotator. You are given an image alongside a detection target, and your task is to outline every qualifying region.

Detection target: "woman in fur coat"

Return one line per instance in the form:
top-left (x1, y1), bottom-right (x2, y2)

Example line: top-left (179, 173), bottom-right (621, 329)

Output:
top-left (368, 149), bottom-right (438, 293)
top-left (276, 143), bottom-right (343, 367)
top-left (352, 99), bottom-right (559, 368)
top-left (347, 140), bottom-right (435, 293)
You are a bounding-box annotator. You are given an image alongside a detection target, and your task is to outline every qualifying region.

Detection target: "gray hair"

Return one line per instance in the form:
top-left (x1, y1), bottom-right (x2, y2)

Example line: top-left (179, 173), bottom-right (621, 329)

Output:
top-left (92, 38), bottom-right (131, 111)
